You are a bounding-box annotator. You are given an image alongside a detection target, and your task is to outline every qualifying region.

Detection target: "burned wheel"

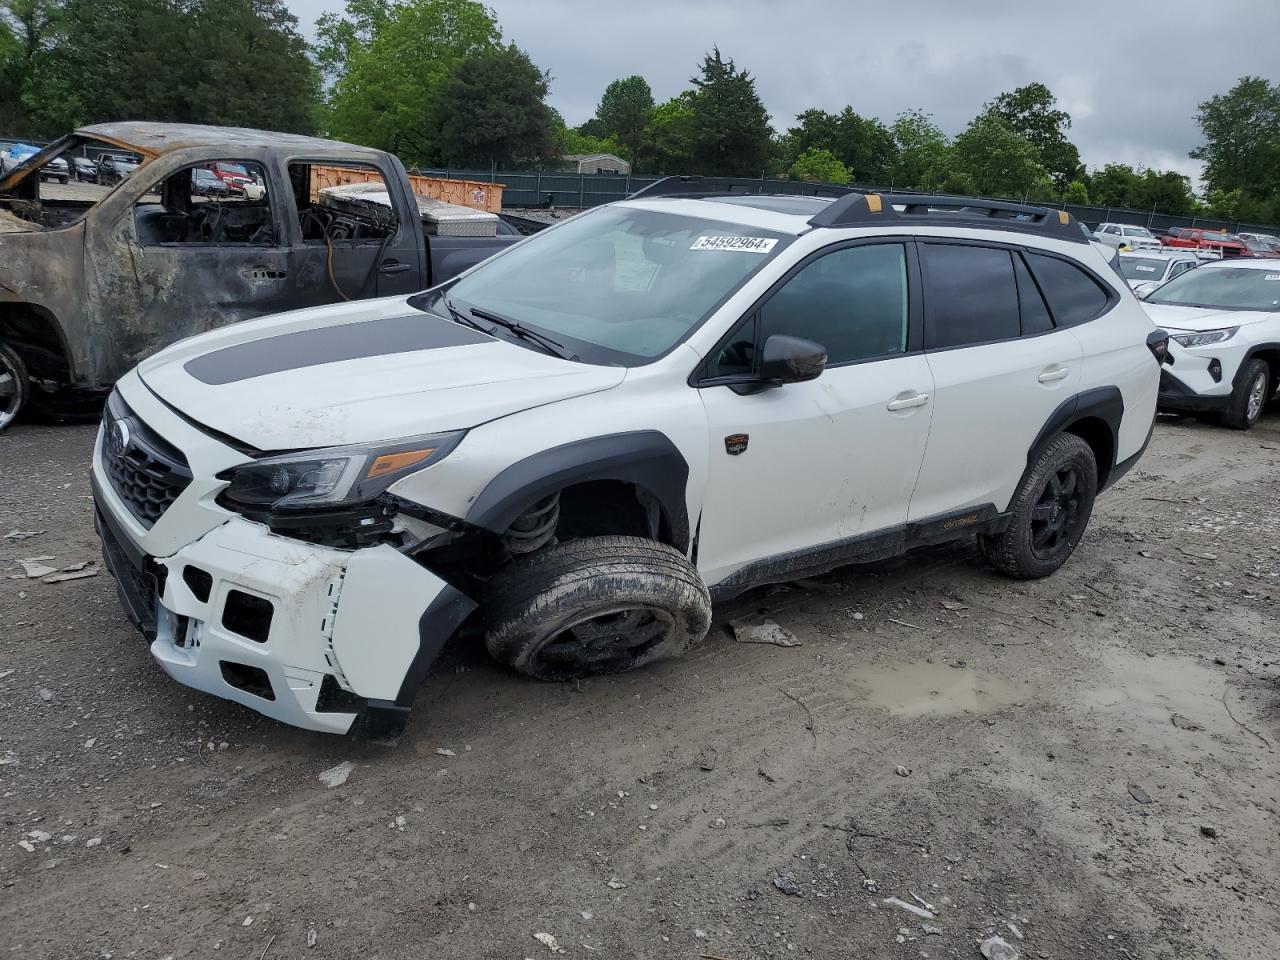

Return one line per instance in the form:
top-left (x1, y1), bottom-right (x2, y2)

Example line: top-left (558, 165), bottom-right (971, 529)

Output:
top-left (0, 342), bottom-right (30, 433)
top-left (978, 433), bottom-right (1097, 580)
top-left (483, 535), bottom-right (711, 681)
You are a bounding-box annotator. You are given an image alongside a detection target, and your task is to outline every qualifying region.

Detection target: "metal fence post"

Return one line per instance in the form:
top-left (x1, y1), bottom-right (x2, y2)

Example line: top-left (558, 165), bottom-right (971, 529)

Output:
top-left (578, 175), bottom-right (585, 209)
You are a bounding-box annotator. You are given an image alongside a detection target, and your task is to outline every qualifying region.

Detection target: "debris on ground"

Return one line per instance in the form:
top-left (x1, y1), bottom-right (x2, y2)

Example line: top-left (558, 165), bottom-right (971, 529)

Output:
top-left (4, 530), bottom-right (43, 541)
top-left (38, 688), bottom-right (54, 702)
top-left (895, 765), bottom-right (912, 777)
top-left (773, 872), bottom-right (803, 896)
top-left (43, 567), bottom-right (98, 583)
top-left (730, 618), bottom-right (802, 647)
top-left (318, 761), bottom-right (354, 788)
top-left (19, 558), bottom-right (57, 578)
top-left (307, 927), bottom-right (316, 948)
top-left (532, 931), bottom-right (561, 952)
top-left (435, 748), bottom-right (457, 757)
top-left (696, 747), bottom-right (717, 771)
top-left (606, 878), bottom-right (626, 889)
top-left (882, 897), bottom-right (935, 919)
top-left (979, 934), bottom-right (1020, 960)
top-left (1170, 713), bottom-right (1205, 731)
top-left (923, 924), bottom-right (944, 935)
top-left (1127, 783), bottom-right (1154, 805)
top-left (1200, 825), bottom-right (1218, 838)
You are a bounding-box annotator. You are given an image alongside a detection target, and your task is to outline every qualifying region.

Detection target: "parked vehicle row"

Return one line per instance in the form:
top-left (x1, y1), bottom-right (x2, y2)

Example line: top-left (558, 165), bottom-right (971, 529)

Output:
top-left (0, 142), bottom-right (69, 183)
top-left (1091, 223), bottom-right (1280, 260)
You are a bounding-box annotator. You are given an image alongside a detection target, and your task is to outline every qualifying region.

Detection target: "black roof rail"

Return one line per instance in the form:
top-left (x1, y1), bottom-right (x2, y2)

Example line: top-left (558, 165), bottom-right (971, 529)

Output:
top-left (628, 175), bottom-right (863, 201)
top-left (808, 192), bottom-right (1086, 243)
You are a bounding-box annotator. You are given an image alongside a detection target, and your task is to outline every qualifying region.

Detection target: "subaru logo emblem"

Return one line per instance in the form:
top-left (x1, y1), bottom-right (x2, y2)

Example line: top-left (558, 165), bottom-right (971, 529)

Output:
top-left (108, 418), bottom-right (132, 458)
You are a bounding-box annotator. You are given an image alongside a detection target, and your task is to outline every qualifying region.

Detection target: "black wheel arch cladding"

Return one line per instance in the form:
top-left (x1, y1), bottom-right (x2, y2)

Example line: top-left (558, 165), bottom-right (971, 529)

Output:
top-left (465, 431), bottom-right (692, 553)
top-left (1027, 386), bottom-right (1123, 487)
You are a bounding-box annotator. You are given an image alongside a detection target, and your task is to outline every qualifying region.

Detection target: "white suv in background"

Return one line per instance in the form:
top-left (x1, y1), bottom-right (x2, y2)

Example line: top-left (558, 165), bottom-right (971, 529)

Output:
top-left (92, 182), bottom-right (1164, 736)
top-left (1143, 258), bottom-right (1280, 428)
top-left (1094, 222), bottom-right (1163, 251)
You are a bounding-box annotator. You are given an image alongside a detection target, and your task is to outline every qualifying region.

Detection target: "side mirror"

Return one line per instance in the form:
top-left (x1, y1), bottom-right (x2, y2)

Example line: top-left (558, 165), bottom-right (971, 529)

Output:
top-left (760, 334), bottom-right (827, 385)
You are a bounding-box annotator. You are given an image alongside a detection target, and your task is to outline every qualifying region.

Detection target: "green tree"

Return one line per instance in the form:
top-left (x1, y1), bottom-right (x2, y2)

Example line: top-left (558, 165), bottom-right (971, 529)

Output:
top-left (323, 0), bottom-right (500, 162)
top-left (435, 42), bottom-right (555, 168)
top-left (938, 171), bottom-right (975, 196)
top-left (0, 0), bottom-right (64, 135)
top-left (950, 115), bottom-right (1048, 198)
top-left (1086, 162), bottom-right (1139, 207)
top-left (981, 82), bottom-right (1083, 190)
top-left (589, 74), bottom-right (653, 168)
top-left (640, 91), bottom-right (696, 173)
top-left (789, 146), bottom-right (849, 184)
top-left (1191, 76), bottom-right (1280, 199)
top-left (687, 47), bottom-right (773, 177)
top-left (784, 106), bottom-right (895, 182)
top-left (1062, 179), bottom-right (1089, 204)
top-left (888, 108), bottom-right (949, 190)
top-left (313, 0), bottom-right (389, 85)
top-left (550, 109), bottom-right (622, 160)
top-left (1131, 169), bottom-right (1196, 215)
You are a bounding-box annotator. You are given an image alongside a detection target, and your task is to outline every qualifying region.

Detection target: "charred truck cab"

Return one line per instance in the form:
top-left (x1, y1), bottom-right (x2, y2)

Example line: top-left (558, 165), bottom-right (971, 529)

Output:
top-left (90, 179), bottom-right (1163, 736)
top-left (0, 122), bottom-right (538, 432)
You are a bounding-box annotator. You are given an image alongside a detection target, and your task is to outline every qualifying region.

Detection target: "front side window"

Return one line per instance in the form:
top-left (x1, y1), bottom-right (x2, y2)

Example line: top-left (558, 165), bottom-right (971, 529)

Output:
top-left (442, 205), bottom-right (787, 364)
top-left (922, 243), bottom-right (1020, 349)
top-left (758, 244), bottom-right (909, 363)
top-left (133, 159), bottom-right (274, 245)
top-left (1147, 267), bottom-right (1280, 311)
top-left (1025, 253), bottom-right (1110, 327)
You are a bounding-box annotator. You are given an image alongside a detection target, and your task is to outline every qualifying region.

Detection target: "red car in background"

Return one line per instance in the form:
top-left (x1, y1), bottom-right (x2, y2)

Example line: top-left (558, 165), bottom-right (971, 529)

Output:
top-left (207, 160), bottom-right (255, 194)
top-left (1160, 227), bottom-right (1248, 258)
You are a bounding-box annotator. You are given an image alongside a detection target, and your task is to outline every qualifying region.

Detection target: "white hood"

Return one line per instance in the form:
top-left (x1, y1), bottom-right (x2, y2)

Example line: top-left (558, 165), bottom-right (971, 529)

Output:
top-left (138, 296), bottom-right (625, 450)
top-left (1142, 302), bottom-right (1277, 332)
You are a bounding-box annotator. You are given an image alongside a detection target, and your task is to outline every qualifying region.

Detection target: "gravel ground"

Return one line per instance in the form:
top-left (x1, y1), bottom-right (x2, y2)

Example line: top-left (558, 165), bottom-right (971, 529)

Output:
top-left (1, 411), bottom-right (1277, 960)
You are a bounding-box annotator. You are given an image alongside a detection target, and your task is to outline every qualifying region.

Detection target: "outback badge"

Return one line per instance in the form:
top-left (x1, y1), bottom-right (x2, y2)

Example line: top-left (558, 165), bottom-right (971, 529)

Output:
top-left (724, 433), bottom-right (749, 456)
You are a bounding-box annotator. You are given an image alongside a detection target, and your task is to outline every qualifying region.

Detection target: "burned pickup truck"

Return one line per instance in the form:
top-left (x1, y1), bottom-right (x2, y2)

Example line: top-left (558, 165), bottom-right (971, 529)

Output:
top-left (0, 122), bottom-right (541, 431)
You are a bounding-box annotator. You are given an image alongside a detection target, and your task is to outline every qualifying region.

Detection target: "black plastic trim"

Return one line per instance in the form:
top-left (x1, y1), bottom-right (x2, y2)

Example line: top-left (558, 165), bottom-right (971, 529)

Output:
top-left (709, 503), bottom-right (1006, 602)
top-left (1026, 386), bottom-right (1124, 486)
top-left (351, 583), bottom-right (478, 740)
top-left (466, 431), bottom-right (692, 552)
top-left (1158, 370), bottom-right (1229, 412)
top-left (1232, 342), bottom-right (1280, 392)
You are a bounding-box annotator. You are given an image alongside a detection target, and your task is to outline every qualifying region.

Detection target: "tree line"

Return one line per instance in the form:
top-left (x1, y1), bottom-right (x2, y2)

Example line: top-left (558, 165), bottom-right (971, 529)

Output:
top-left (2, 0), bottom-right (1278, 222)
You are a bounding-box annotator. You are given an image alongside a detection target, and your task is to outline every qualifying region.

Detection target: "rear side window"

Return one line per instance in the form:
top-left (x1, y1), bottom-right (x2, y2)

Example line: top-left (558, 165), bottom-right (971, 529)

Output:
top-left (1026, 253), bottom-right (1110, 327)
top-left (922, 244), bottom-right (1019, 349)
top-left (1013, 254), bottom-right (1054, 335)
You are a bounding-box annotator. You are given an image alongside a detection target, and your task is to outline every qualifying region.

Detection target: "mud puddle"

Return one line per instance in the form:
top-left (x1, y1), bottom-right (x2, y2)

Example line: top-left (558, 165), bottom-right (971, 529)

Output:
top-left (853, 659), bottom-right (1023, 716)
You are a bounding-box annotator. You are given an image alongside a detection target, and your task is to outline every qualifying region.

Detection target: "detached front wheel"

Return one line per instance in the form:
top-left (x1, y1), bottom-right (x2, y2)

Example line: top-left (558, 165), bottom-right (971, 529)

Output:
top-left (483, 535), bottom-right (712, 681)
top-left (979, 433), bottom-right (1098, 579)
top-left (0, 342), bottom-right (30, 433)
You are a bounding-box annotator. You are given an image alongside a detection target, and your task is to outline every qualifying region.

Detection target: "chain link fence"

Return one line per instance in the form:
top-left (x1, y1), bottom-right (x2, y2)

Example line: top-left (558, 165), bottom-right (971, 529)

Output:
top-left (427, 167), bottom-right (1280, 235)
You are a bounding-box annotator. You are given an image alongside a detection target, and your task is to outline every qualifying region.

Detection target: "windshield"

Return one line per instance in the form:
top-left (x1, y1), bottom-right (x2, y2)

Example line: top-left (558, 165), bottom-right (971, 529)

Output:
top-left (436, 205), bottom-right (789, 364)
top-left (1122, 226), bottom-right (1154, 238)
top-left (1119, 257), bottom-right (1168, 280)
top-left (1147, 267), bottom-right (1280, 311)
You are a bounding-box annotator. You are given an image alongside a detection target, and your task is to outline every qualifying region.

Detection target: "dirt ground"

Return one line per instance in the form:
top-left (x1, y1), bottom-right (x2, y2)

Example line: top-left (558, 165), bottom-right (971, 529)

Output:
top-left (1, 411), bottom-right (1277, 960)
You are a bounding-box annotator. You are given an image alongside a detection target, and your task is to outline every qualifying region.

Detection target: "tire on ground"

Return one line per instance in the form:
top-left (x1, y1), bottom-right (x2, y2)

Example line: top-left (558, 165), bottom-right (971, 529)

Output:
top-left (0, 342), bottom-right (30, 433)
top-left (1221, 358), bottom-right (1270, 431)
top-left (483, 535), bottom-right (712, 681)
top-left (978, 432), bottom-right (1098, 580)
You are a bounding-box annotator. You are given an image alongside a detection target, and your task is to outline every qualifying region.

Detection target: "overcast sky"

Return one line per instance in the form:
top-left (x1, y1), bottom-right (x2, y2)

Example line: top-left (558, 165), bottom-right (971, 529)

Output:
top-left (288, 0), bottom-right (1280, 186)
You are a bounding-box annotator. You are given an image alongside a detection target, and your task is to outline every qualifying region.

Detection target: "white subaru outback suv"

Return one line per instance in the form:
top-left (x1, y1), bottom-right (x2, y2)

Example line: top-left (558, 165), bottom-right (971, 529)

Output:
top-left (91, 180), bottom-right (1164, 736)
top-left (1142, 258), bottom-right (1280, 429)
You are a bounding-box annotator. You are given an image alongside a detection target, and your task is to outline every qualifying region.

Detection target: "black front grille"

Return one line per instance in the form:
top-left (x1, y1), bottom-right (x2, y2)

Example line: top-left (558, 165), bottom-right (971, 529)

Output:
top-left (102, 392), bottom-right (192, 528)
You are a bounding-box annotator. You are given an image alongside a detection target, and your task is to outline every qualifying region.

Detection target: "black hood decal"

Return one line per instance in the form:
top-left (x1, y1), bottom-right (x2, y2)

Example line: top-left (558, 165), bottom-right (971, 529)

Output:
top-left (183, 313), bottom-right (493, 385)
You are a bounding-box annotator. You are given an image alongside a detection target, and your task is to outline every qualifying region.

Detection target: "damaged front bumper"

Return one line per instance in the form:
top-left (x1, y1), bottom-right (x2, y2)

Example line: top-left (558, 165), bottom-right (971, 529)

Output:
top-left (91, 375), bottom-right (475, 736)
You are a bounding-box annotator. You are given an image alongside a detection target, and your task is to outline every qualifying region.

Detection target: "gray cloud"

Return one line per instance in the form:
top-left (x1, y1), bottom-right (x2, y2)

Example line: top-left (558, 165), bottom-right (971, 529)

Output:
top-left (289, 0), bottom-right (1280, 187)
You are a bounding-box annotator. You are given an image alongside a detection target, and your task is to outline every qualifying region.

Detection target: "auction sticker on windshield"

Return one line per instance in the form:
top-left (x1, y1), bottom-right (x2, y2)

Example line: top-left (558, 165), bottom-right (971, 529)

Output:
top-left (691, 235), bottom-right (778, 254)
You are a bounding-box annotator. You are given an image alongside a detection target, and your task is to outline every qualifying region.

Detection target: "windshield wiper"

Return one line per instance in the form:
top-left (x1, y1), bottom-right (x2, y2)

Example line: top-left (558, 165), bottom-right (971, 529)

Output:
top-left (438, 293), bottom-right (490, 334)
top-left (467, 305), bottom-right (578, 361)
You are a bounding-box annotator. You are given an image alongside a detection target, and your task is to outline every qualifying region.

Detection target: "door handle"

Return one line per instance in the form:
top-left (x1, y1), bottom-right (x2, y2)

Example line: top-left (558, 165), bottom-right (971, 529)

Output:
top-left (887, 392), bottom-right (930, 411)
top-left (379, 259), bottom-right (412, 275)
top-left (1038, 366), bottom-right (1070, 383)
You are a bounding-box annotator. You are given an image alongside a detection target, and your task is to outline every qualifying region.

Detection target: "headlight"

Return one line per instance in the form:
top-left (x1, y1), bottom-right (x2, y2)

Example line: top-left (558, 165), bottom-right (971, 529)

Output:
top-left (1170, 327), bottom-right (1239, 348)
top-left (218, 431), bottom-right (465, 512)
